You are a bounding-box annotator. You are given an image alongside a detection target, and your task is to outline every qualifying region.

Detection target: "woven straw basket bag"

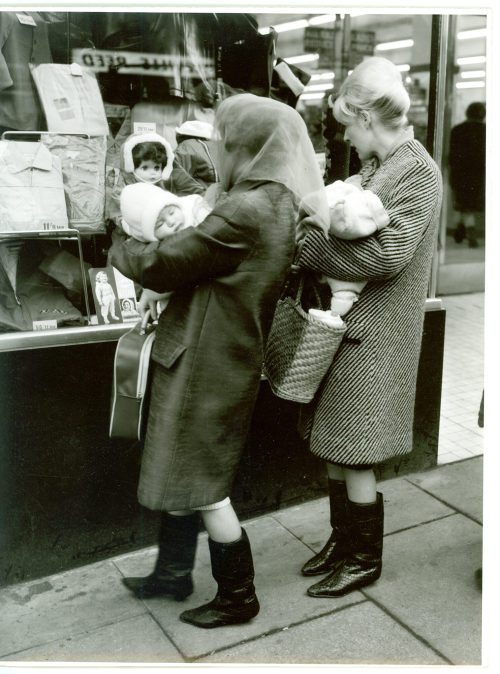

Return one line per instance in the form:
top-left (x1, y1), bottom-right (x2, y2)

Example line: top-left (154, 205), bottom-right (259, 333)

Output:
top-left (264, 275), bottom-right (346, 403)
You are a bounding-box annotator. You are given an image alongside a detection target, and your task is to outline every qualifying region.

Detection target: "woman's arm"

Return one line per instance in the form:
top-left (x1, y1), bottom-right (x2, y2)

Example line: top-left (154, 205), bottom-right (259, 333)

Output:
top-left (108, 197), bottom-right (259, 293)
top-left (297, 162), bottom-right (442, 283)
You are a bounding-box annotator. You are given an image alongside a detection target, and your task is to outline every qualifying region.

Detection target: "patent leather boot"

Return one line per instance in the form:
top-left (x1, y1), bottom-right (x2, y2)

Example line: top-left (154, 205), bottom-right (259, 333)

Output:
top-left (307, 493), bottom-right (384, 598)
top-left (301, 479), bottom-right (350, 576)
top-left (122, 511), bottom-right (199, 600)
top-left (180, 528), bottom-right (260, 628)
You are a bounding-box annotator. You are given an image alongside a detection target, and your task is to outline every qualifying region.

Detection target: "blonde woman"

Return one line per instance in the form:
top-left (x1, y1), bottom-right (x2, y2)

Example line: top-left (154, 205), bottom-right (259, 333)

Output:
top-left (296, 57), bottom-right (443, 597)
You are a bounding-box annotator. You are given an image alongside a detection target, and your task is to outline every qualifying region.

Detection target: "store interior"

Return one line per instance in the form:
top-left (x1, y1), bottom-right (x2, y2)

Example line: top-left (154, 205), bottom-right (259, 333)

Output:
top-left (255, 11), bottom-right (487, 294)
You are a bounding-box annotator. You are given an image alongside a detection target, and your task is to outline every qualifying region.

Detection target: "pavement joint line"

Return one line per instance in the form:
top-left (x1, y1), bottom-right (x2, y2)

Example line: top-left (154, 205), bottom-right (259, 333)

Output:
top-left (144, 606), bottom-right (187, 662)
top-left (403, 481), bottom-right (483, 526)
top-left (0, 611), bottom-right (150, 661)
top-left (268, 513), bottom-right (322, 555)
top-left (383, 511), bottom-right (459, 538)
top-left (360, 593), bottom-right (454, 665)
top-left (185, 598), bottom-right (369, 663)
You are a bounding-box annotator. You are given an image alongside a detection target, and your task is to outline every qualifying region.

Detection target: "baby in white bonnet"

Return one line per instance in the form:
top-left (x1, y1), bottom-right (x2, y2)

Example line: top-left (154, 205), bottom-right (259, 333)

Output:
top-left (119, 182), bottom-right (211, 243)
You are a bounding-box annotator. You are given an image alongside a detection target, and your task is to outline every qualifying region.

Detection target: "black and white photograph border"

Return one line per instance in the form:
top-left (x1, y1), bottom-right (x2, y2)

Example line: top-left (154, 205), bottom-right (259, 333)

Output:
top-left (0, 1), bottom-right (496, 673)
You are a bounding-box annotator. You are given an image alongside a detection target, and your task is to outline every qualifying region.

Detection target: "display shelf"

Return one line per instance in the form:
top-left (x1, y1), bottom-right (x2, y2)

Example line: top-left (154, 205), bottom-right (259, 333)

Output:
top-left (0, 322), bottom-right (130, 352)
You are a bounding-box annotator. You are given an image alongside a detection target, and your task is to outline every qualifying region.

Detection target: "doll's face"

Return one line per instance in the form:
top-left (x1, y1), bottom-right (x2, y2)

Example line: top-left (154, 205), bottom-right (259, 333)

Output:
top-left (135, 159), bottom-right (163, 183)
top-left (155, 205), bottom-right (185, 239)
top-left (96, 272), bottom-right (108, 283)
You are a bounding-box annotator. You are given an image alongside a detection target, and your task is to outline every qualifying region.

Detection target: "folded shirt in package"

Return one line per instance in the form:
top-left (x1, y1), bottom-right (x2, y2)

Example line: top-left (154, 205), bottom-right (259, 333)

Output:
top-left (0, 140), bottom-right (68, 232)
top-left (30, 62), bottom-right (109, 136)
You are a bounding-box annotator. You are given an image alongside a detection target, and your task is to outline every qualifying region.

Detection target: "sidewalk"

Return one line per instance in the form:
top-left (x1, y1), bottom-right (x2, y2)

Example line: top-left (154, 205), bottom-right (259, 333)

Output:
top-left (1, 293), bottom-right (485, 668)
top-left (0, 455), bottom-right (483, 667)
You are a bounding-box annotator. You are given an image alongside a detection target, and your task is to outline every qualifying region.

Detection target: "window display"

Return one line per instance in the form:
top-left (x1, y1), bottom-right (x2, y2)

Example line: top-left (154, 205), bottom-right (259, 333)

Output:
top-left (0, 10), bottom-right (269, 345)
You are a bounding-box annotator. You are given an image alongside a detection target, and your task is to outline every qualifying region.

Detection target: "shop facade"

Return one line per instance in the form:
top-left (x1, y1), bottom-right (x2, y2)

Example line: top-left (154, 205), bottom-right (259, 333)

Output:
top-left (0, 9), bottom-right (486, 586)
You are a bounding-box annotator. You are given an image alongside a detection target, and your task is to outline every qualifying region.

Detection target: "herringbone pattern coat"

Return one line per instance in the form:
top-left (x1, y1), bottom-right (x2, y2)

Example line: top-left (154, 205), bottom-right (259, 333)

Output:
top-left (297, 139), bottom-right (443, 466)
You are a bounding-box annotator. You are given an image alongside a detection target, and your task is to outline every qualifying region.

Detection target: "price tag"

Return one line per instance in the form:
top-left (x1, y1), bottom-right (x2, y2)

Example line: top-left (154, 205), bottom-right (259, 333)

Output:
top-left (70, 62), bottom-right (83, 77)
top-left (33, 320), bottom-right (58, 331)
top-left (17, 13), bottom-right (37, 26)
top-left (133, 122), bottom-right (156, 134)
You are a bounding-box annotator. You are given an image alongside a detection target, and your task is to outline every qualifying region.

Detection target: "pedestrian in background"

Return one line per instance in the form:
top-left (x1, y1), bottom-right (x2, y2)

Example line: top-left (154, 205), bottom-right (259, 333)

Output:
top-left (449, 101), bottom-right (486, 248)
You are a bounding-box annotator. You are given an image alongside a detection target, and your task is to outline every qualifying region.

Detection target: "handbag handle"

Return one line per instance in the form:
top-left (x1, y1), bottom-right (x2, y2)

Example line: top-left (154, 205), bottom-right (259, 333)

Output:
top-left (288, 273), bottom-right (323, 309)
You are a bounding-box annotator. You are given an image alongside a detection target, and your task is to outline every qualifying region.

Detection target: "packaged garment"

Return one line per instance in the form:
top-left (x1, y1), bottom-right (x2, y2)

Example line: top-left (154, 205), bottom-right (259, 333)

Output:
top-left (0, 140), bottom-right (68, 232)
top-left (104, 105), bottom-right (132, 222)
top-left (0, 11), bottom-right (53, 131)
top-left (0, 239), bottom-right (82, 332)
top-left (41, 134), bottom-right (107, 233)
top-left (30, 63), bottom-right (109, 136)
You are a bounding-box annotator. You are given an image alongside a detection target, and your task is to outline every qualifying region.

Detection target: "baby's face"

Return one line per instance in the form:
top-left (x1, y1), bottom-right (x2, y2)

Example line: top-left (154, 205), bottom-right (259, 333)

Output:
top-left (135, 159), bottom-right (163, 183)
top-left (155, 204), bottom-right (185, 239)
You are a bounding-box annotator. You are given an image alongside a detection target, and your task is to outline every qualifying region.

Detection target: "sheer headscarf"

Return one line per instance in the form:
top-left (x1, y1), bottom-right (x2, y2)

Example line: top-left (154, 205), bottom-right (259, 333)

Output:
top-left (213, 93), bottom-right (329, 233)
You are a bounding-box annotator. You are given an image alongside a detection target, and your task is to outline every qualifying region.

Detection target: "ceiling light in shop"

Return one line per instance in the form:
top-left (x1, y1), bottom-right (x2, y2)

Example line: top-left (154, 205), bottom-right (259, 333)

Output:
top-left (396, 64), bottom-right (410, 72)
top-left (274, 19), bottom-right (309, 33)
top-left (308, 14), bottom-right (338, 26)
top-left (457, 28), bottom-right (487, 40)
top-left (310, 72), bottom-right (335, 81)
top-left (460, 70), bottom-right (485, 78)
top-left (286, 53), bottom-right (320, 65)
top-left (456, 81), bottom-right (485, 89)
top-left (305, 83), bottom-right (335, 92)
top-left (376, 39), bottom-right (414, 51)
top-left (300, 92), bottom-right (326, 100)
top-left (259, 19), bottom-right (308, 34)
top-left (457, 56), bottom-right (486, 65)
top-left (260, 11), bottom-right (369, 35)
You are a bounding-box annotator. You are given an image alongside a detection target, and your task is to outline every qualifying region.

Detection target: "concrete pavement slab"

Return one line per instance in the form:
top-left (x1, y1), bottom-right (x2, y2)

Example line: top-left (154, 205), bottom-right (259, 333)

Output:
top-left (1, 614), bottom-right (183, 663)
top-left (272, 476), bottom-right (455, 555)
top-left (0, 561), bottom-right (145, 657)
top-left (363, 513), bottom-right (482, 665)
top-left (199, 600), bottom-right (448, 665)
top-left (113, 517), bottom-right (364, 660)
top-left (406, 456), bottom-right (483, 523)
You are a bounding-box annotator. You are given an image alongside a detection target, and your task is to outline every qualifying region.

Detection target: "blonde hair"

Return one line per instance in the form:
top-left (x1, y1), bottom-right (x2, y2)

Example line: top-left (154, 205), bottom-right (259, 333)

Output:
top-left (332, 57), bottom-right (410, 130)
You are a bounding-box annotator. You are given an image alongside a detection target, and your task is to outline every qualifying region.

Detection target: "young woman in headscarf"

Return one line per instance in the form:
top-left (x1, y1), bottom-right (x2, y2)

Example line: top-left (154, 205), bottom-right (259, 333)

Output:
top-left (108, 93), bottom-right (329, 629)
top-left (295, 57), bottom-right (443, 598)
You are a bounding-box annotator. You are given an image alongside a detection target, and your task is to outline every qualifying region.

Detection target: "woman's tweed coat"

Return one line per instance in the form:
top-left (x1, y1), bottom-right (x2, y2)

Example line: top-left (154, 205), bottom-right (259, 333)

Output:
top-left (109, 181), bottom-right (296, 510)
top-left (297, 138), bottom-right (443, 466)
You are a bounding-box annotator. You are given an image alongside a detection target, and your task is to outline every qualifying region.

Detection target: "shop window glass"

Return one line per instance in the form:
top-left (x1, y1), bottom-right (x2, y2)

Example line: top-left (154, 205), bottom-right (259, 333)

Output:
top-left (0, 10), bottom-right (265, 340)
top-left (438, 14), bottom-right (486, 293)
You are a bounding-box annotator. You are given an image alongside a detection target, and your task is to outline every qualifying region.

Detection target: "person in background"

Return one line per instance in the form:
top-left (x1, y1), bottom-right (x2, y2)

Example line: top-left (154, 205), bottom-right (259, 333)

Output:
top-left (294, 56), bottom-right (443, 598)
top-left (448, 102), bottom-right (486, 249)
top-left (169, 120), bottom-right (218, 196)
top-left (108, 93), bottom-right (330, 629)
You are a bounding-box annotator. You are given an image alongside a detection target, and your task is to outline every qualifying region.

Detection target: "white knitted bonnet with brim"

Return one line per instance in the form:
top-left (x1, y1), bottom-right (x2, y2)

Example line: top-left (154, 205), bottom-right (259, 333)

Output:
top-left (122, 132), bottom-right (174, 181)
top-left (120, 183), bottom-right (183, 242)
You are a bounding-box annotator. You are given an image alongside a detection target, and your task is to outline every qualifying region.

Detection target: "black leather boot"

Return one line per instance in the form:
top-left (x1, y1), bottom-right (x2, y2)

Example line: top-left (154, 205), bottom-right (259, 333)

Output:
top-left (179, 528), bottom-right (260, 628)
top-left (122, 511), bottom-right (199, 600)
top-left (301, 479), bottom-right (350, 576)
top-left (307, 493), bottom-right (384, 598)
